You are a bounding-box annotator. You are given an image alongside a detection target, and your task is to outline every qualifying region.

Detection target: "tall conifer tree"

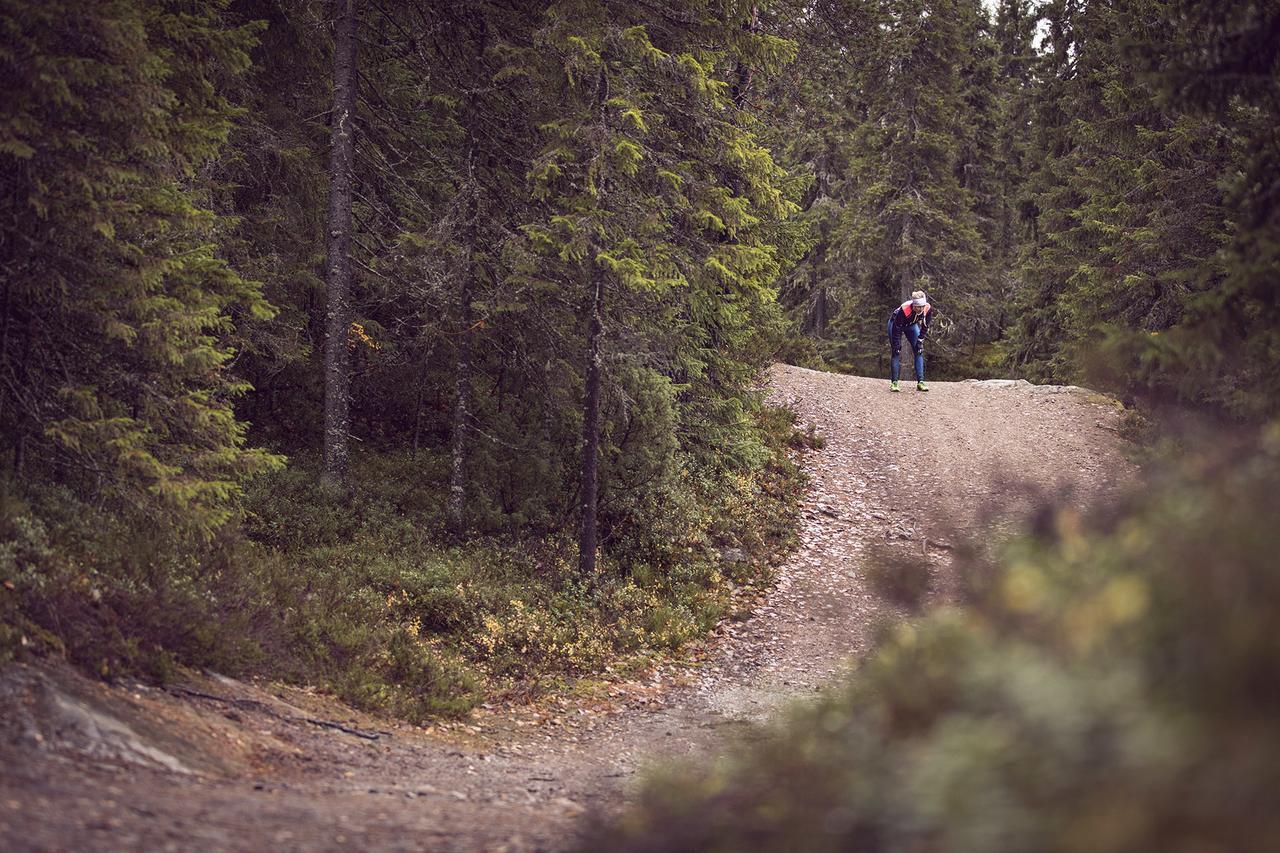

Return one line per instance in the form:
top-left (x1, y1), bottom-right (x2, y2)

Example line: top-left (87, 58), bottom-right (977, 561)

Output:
top-left (0, 0), bottom-right (279, 533)
top-left (513, 0), bottom-right (799, 573)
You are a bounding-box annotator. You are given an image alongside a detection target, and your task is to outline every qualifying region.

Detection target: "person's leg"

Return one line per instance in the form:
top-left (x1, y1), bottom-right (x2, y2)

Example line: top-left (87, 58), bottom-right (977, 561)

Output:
top-left (888, 319), bottom-right (902, 382)
top-left (906, 324), bottom-right (924, 381)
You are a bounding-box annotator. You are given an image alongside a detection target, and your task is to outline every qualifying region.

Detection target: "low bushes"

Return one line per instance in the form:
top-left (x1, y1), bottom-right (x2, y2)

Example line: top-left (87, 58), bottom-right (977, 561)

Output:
top-left (0, 406), bottom-right (805, 722)
top-left (583, 426), bottom-right (1280, 851)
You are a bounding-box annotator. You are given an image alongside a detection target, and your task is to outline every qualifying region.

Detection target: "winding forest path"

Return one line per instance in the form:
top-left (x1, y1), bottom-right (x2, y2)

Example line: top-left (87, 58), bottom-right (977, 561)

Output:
top-left (1, 365), bottom-right (1134, 852)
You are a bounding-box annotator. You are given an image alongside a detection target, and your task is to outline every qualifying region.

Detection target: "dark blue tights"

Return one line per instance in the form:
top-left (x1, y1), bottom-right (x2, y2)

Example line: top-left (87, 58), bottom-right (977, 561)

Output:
top-left (888, 319), bottom-right (924, 382)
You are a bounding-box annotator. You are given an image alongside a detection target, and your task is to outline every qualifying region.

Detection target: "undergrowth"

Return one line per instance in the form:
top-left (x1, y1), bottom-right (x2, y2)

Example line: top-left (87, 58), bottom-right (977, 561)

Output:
top-left (0, 406), bottom-right (805, 723)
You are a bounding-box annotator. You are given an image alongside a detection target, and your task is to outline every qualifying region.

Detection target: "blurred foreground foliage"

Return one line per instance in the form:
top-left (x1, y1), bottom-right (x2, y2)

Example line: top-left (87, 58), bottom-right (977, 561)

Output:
top-left (0, 407), bottom-right (803, 721)
top-left (584, 426), bottom-right (1280, 851)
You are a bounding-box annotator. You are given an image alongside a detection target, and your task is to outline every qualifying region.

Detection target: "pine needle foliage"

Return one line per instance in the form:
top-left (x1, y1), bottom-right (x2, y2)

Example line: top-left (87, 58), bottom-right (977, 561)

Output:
top-left (0, 0), bottom-right (282, 534)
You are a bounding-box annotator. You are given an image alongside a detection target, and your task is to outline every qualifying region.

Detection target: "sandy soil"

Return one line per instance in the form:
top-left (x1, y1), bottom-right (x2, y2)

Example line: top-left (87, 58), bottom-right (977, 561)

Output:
top-left (0, 365), bottom-right (1135, 852)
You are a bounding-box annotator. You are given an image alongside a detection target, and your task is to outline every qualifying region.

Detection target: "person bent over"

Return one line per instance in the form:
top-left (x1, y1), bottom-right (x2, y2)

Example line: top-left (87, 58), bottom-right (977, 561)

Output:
top-left (887, 290), bottom-right (931, 392)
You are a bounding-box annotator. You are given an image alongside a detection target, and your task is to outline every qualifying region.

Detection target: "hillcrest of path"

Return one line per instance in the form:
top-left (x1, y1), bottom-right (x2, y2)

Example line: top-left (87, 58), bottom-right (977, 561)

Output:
top-left (0, 365), bottom-right (1134, 852)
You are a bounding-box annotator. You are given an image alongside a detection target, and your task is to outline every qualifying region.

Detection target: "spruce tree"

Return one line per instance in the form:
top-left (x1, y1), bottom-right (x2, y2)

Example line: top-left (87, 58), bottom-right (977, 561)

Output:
top-left (1009, 0), bottom-right (1237, 400)
top-left (512, 1), bottom-right (800, 573)
top-left (1133, 0), bottom-right (1280, 417)
top-left (825, 0), bottom-right (985, 372)
top-left (1006, 0), bottom-right (1087, 380)
top-left (0, 0), bottom-right (280, 533)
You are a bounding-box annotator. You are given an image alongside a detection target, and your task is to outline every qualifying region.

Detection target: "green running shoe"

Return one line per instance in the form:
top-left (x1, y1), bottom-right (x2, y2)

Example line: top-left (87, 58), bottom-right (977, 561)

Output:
top-left (890, 381), bottom-right (900, 392)
top-left (917, 381), bottom-right (929, 392)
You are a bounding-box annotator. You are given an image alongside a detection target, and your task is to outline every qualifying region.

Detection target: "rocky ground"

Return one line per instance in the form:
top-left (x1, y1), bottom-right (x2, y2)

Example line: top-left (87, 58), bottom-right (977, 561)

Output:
top-left (0, 366), bottom-right (1135, 852)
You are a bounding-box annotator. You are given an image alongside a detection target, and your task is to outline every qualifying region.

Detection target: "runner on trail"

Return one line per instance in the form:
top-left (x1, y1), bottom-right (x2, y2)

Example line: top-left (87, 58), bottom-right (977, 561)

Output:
top-left (888, 290), bottom-right (931, 392)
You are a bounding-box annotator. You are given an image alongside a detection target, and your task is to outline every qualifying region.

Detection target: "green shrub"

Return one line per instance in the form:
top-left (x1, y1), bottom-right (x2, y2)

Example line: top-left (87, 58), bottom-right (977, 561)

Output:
top-left (1, 396), bottom-right (804, 720)
top-left (583, 428), bottom-right (1280, 852)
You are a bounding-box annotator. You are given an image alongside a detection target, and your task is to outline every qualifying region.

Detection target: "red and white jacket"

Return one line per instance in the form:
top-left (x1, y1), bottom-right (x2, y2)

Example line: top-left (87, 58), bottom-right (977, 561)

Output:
top-left (890, 301), bottom-right (932, 335)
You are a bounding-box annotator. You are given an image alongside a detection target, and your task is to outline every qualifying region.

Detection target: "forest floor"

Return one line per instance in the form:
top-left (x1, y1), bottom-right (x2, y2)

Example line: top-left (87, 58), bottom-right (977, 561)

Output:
top-left (0, 365), bottom-right (1135, 852)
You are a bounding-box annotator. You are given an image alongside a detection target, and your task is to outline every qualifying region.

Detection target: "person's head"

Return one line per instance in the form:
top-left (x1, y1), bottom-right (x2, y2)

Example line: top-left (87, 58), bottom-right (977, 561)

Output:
top-left (911, 290), bottom-right (928, 307)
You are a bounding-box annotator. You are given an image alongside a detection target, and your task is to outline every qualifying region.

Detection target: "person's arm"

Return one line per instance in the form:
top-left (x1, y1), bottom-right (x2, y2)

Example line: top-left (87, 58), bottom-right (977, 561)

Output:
top-left (920, 307), bottom-right (931, 338)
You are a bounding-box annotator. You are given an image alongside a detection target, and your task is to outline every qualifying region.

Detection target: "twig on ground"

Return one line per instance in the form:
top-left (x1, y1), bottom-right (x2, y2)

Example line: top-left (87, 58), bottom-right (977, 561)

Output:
top-left (166, 686), bottom-right (387, 741)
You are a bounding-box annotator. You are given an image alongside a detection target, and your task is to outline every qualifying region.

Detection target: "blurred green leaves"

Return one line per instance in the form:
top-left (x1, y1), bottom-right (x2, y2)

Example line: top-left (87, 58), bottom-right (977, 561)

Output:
top-left (585, 434), bottom-right (1280, 851)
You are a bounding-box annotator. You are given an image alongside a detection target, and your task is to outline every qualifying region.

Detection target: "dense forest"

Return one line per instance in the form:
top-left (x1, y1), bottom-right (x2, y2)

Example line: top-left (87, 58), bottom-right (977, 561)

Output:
top-left (2, 0), bottom-right (1278, 752)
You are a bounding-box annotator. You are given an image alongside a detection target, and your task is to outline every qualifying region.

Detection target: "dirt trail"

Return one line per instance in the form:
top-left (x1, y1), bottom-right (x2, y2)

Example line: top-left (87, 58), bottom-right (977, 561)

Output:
top-left (0, 366), bottom-right (1134, 852)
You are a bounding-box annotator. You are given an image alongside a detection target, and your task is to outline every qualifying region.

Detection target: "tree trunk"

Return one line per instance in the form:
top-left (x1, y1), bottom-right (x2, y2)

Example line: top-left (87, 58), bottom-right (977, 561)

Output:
top-left (411, 377), bottom-right (424, 457)
top-left (577, 268), bottom-right (605, 576)
top-left (448, 231), bottom-right (476, 536)
top-left (13, 312), bottom-right (34, 477)
top-left (0, 278), bottom-right (10, 365)
top-left (322, 0), bottom-right (358, 490)
top-left (0, 281), bottom-right (13, 474)
top-left (811, 239), bottom-right (828, 338)
top-left (730, 5), bottom-right (760, 109)
top-left (898, 214), bottom-right (915, 301)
